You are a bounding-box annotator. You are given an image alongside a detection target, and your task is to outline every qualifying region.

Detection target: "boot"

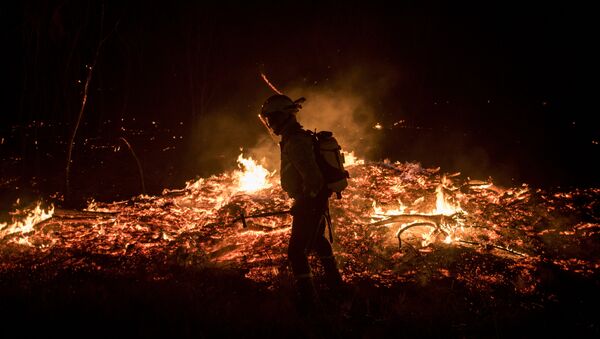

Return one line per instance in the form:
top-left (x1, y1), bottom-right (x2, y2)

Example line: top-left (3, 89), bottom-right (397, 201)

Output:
top-left (321, 256), bottom-right (343, 289)
top-left (321, 256), bottom-right (351, 301)
top-left (294, 275), bottom-right (321, 315)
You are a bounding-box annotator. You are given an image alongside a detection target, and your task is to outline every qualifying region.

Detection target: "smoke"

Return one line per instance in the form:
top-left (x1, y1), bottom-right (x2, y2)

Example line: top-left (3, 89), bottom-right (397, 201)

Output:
top-left (184, 63), bottom-right (520, 187)
top-left (185, 64), bottom-right (396, 177)
top-left (186, 109), bottom-right (266, 177)
top-left (250, 65), bottom-right (397, 168)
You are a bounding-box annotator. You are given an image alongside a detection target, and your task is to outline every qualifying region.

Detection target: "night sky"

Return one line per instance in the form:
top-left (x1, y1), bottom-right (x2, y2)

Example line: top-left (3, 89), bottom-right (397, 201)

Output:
top-left (1, 1), bottom-right (597, 204)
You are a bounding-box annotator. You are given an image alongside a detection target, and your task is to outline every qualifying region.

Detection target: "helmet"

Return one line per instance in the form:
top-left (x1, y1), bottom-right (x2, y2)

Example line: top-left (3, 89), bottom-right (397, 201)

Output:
top-left (260, 95), bottom-right (302, 117)
top-left (259, 95), bottom-right (305, 135)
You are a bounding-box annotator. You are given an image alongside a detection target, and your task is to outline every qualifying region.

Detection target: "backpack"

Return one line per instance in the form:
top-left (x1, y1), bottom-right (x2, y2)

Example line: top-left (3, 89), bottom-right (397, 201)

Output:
top-left (309, 130), bottom-right (349, 199)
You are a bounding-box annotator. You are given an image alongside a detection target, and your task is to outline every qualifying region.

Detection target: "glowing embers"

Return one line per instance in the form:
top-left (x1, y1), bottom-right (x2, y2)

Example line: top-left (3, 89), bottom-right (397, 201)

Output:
top-left (233, 153), bottom-right (274, 193)
top-left (0, 201), bottom-right (54, 245)
top-left (1, 155), bottom-right (597, 294)
top-left (370, 175), bottom-right (466, 248)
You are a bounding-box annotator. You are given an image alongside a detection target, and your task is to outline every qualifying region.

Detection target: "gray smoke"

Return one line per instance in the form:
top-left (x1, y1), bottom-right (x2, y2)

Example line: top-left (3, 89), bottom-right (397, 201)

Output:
top-left (250, 65), bottom-right (397, 170)
top-left (186, 64), bottom-right (396, 177)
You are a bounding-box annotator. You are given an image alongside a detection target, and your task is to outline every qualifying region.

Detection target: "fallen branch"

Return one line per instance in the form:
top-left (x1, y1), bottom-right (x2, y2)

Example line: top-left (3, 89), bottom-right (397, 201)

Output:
top-left (370, 213), bottom-right (454, 228)
top-left (395, 222), bottom-right (447, 249)
top-left (370, 213), bottom-right (458, 248)
top-left (53, 208), bottom-right (120, 218)
top-left (120, 137), bottom-right (145, 194)
top-left (457, 239), bottom-right (527, 257)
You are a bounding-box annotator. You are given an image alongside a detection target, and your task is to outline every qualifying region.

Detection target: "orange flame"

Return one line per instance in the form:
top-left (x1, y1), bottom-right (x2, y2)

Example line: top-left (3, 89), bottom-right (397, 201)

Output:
top-left (434, 176), bottom-right (461, 215)
top-left (0, 202), bottom-right (54, 241)
top-left (370, 174), bottom-right (466, 246)
top-left (234, 154), bottom-right (274, 193)
top-left (2, 153), bottom-right (595, 292)
top-left (343, 151), bottom-right (365, 167)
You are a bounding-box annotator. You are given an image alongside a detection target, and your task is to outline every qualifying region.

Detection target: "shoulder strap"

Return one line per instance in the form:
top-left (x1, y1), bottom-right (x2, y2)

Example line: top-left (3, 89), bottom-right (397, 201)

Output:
top-left (304, 129), bottom-right (316, 137)
top-left (280, 129), bottom-right (313, 151)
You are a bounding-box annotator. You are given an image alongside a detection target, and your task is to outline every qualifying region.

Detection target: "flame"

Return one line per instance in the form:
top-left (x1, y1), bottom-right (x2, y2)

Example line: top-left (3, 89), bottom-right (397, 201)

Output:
top-left (343, 151), bottom-right (365, 167)
top-left (371, 200), bottom-right (406, 218)
top-left (370, 174), bottom-right (466, 246)
top-left (434, 176), bottom-right (460, 215)
top-left (0, 202), bottom-right (54, 239)
top-left (371, 177), bottom-right (461, 217)
top-left (233, 154), bottom-right (274, 193)
top-left (1, 151), bottom-right (597, 295)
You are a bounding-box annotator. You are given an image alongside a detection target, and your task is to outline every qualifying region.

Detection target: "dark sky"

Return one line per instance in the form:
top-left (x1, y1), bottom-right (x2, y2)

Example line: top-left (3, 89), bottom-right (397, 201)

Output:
top-left (1, 0), bottom-right (597, 188)
top-left (3, 1), bottom-right (593, 122)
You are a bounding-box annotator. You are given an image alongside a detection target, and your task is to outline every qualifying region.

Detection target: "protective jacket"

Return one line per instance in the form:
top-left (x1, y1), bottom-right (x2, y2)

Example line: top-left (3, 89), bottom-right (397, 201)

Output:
top-left (279, 120), bottom-right (324, 199)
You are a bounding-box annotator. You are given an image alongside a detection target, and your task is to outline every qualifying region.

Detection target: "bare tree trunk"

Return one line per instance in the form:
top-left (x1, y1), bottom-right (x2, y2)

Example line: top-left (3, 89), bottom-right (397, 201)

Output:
top-left (64, 45), bottom-right (97, 203)
top-left (119, 137), bottom-right (145, 194)
top-left (64, 4), bottom-right (116, 204)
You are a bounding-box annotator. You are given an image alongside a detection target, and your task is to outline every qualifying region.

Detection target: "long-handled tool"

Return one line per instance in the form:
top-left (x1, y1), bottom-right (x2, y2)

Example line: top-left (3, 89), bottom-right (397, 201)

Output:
top-left (231, 209), bottom-right (291, 228)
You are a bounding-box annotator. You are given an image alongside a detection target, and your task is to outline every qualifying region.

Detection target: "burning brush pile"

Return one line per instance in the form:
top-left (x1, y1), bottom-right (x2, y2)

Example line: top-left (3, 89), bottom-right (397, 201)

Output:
top-left (1, 153), bottom-right (599, 299)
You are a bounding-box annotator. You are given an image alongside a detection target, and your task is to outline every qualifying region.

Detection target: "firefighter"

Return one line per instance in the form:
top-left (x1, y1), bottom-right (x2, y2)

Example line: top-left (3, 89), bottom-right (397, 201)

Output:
top-left (260, 94), bottom-right (344, 311)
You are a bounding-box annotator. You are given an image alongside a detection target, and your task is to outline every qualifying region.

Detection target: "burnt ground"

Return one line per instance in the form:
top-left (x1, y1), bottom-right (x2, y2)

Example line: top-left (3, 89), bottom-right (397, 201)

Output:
top-left (1, 256), bottom-right (599, 338)
top-left (1, 120), bottom-right (599, 338)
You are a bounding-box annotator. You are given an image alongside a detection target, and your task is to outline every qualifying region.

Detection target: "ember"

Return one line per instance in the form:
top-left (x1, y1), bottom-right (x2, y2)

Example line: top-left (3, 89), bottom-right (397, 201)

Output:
top-left (2, 157), bottom-right (598, 294)
top-left (1, 147), bottom-right (599, 338)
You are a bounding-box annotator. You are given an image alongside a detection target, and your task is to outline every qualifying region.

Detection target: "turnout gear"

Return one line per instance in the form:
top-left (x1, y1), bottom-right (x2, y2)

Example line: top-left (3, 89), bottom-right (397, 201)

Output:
top-left (309, 131), bottom-right (349, 199)
top-left (294, 275), bottom-right (321, 314)
top-left (280, 125), bottom-right (325, 199)
top-left (260, 95), bottom-right (349, 199)
top-left (260, 95), bottom-right (346, 311)
top-left (288, 189), bottom-right (332, 277)
top-left (320, 255), bottom-right (344, 291)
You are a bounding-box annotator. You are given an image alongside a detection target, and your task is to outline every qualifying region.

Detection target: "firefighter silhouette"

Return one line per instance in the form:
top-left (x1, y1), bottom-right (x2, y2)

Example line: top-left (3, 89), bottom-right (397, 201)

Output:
top-left (260, 95), bottom-right (345, 312)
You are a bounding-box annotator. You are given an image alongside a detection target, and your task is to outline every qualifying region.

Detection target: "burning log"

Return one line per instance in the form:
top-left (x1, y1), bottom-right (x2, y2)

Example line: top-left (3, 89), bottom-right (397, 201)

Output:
top-left (53, 208), bottom-right (120, 219)
top-left (370, 213), bottom-right (462, 248)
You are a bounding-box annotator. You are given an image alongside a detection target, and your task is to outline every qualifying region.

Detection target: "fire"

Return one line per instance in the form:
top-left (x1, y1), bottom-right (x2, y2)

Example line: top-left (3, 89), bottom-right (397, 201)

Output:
top-left (435, 176), bottom-right (460, 215)
top-left (0, 202), bottom-right (54, 240)
top-left (371, 200), bottom-right (406, 218)
top-left (369, 172), bottom-right (467, 247)
top-left (0, 152), bottom-right (598, 296)
top-left (343, 151), bottom-right (365, 167)
top-left (233, 153), bottom-right (274, 193)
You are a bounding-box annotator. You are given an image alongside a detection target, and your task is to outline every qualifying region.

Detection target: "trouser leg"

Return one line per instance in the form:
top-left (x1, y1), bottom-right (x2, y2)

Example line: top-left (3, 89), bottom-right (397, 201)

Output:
top-left (289, 191), bottom-right (345, 300)
top-left (320, 254), bottom-right (344, 290)
top-left (311, 234), bottom-right (342, 288)
top-left (288, 193), bottom-right (328, 277)
top-left (288, 218), bottom-right (317, 279)
top-left (288, 194), bottom-right (330, 306)
top-left (288, 205), bottom-right (320, 308)
top-left (290, 226), bottom-right (343, 294)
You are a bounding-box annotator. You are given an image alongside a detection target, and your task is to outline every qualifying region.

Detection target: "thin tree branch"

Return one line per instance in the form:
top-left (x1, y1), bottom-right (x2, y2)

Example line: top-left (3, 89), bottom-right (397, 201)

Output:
top-left (65, 6), bottom-right (118, 202)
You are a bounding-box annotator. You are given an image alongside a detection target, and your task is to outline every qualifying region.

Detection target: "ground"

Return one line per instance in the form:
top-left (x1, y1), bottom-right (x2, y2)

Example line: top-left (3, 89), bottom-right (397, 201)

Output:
top-left (1, 120), bottom-right (599, 338)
